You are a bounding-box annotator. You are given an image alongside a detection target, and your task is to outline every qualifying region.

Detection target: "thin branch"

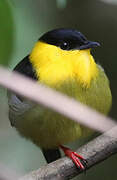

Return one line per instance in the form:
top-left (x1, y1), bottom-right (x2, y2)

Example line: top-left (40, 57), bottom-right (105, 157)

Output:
top-left (19, 126), bottom-right (117, 180)
top-left (0, 66), bottom-right (116, 132)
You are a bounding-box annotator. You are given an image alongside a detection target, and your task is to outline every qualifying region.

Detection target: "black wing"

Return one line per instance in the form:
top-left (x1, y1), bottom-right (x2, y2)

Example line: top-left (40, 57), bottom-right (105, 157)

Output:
top-left (14, 55), bottom-right (37, 80)
top-left (8, 55), bottom-right (61, 162)
top-left (8, 55), bottom-right (37, 126)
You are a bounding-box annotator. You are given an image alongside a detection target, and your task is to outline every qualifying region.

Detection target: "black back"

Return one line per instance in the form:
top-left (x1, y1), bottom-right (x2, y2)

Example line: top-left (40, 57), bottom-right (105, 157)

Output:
top-left (14, 55), bottom-right (37, 80)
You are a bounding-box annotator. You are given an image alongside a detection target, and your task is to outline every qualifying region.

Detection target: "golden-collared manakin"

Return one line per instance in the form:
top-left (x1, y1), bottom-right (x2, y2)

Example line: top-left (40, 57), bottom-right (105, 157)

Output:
top-left (8, 28), bottom-right (112, 169)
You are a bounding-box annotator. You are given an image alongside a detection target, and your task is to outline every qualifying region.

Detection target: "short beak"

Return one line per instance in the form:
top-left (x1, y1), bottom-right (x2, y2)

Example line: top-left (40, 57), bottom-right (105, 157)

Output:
top-left (79, 41), bottom-right (100, 50)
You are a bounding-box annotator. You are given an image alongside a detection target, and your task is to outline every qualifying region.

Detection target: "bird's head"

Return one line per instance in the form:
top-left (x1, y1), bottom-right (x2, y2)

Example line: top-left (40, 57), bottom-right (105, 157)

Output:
top-left (30, 28), bottom-right (100, 87)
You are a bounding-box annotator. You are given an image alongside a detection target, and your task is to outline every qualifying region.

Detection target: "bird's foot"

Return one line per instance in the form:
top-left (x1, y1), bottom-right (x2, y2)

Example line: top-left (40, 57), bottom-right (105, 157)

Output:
top-left (60, 145), bottom-right (87, 170)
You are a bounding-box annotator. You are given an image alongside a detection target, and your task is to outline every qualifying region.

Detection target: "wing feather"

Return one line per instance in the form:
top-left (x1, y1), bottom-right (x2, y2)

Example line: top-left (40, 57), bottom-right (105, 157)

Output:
top-left (8, 55), bottom-right (37, 126)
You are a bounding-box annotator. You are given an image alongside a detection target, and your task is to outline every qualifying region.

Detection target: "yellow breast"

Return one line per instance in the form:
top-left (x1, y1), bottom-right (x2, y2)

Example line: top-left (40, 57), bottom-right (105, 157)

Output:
top-left (29, 41), bottom-right (98, 87)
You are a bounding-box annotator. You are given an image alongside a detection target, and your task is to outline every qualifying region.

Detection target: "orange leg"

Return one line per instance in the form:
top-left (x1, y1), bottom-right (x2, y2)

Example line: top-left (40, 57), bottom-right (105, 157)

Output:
top-left (60, 145), bottom-right (86, 170)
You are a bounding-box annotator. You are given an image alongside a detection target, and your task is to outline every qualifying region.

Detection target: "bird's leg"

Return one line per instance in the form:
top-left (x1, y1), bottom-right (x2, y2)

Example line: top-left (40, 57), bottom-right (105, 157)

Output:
top-left (60, 145), bottom-right (86, 170)
top-left (42, 148), bottom-right (61, 163)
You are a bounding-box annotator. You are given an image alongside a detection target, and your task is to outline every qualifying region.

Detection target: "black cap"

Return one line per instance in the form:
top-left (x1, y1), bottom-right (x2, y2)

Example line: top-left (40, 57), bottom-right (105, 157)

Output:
top-left (39, 28), bottom-right (100, 51)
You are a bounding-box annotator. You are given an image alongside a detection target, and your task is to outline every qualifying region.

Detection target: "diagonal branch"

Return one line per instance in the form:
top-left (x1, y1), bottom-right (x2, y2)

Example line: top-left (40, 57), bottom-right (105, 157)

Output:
top-left (19, 126), bottom-right (117, 180)
top-left (0, 66), bottom-right (117, 179)
top-left (0, 66), bottom-right (116, 132)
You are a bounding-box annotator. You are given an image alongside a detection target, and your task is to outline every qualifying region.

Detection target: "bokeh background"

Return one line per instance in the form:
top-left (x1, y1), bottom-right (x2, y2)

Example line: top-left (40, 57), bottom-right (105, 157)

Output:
top-left (0, 0), bottom-right (117, 179)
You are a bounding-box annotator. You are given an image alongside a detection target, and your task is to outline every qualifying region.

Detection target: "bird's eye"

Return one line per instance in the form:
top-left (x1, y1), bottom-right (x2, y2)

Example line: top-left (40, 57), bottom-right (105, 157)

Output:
top-left (60, 42), bottom-right (70, 50)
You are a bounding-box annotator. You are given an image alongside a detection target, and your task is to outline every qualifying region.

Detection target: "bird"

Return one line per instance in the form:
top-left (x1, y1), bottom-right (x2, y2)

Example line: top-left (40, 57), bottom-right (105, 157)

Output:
top-left (7, 28), bottom-right (112, 169)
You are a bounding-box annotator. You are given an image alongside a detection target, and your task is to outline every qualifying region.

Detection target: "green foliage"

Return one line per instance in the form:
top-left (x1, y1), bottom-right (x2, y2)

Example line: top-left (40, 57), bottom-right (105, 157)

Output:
top-left (0, 0), bottom-right (14, 65)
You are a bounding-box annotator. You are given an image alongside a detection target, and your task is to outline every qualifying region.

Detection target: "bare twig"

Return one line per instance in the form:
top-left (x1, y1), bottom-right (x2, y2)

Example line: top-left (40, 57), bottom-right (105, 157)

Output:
top-left (0, 66), bottom-right (116, 132)
top-left (19, 126), bottom-right (117, 180)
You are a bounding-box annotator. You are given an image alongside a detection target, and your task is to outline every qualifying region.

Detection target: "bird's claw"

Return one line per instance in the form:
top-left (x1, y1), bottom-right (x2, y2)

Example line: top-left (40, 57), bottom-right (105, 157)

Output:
top-left (60, 145), bottom-right (87, 170)
top-left (70, 151), bottom-right (86, 170)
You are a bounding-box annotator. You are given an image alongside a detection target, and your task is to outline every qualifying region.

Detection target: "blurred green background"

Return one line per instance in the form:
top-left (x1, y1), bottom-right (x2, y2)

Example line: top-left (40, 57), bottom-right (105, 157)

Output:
top-left (0, 0), bottom-right (117, 179)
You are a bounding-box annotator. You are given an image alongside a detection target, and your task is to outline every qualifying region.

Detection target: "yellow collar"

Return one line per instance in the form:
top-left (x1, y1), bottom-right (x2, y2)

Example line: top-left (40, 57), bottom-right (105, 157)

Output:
top-left (30, 41), bottom-right (98, 87)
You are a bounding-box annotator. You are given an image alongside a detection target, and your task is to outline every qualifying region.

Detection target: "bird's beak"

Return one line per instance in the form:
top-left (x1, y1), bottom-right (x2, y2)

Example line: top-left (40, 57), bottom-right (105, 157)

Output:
top-left (79, 41), bottom-right (100, 50)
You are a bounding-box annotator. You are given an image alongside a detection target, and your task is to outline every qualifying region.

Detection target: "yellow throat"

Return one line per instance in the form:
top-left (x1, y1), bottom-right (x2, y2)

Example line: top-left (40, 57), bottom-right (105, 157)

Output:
top-left (29, 41), bottom-right (98, 87)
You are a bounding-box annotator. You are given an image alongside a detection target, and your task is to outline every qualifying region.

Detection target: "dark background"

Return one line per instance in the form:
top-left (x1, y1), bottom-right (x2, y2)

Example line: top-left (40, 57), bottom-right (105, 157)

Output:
top-left (0, 0), bottom-right (117, 179)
